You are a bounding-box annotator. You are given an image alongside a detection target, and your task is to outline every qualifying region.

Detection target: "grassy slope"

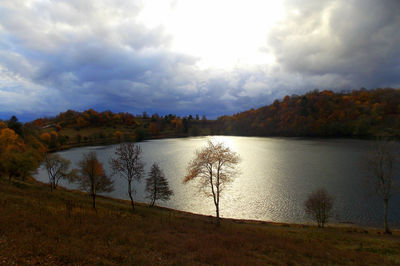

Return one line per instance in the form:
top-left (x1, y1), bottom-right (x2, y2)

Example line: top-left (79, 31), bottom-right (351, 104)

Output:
top-left (1, 178), bottom-right (399, 265)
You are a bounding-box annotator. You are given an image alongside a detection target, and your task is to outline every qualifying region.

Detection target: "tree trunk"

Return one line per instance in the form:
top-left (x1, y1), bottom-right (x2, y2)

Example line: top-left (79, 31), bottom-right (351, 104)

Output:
top-left (216, 203), bottom-right (220, 227)
top-left (128, 192), bottom-right (135, 211)
top-left (92, 193), bottom-right (96, 209)
top-left (128, 181), bottom-right (135, 211)
top-left (151, 181), bottom-right (157, 207)
top-left (383, 198), bottom-right (391, 234)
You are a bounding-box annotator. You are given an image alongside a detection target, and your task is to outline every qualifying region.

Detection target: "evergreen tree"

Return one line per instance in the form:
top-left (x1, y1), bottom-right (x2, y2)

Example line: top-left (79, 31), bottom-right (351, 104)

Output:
top-left (145, 163), bottom-right (173, 207)
top-left (7, 116), bottom-right (22, 135)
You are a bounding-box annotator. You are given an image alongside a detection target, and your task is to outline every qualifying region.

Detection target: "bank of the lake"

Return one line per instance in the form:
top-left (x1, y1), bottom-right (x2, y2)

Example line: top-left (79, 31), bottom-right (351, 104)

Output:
top-left (35, 136), bottom-right (400, 228)
top-left (1, 177), bottom-right (399, 265)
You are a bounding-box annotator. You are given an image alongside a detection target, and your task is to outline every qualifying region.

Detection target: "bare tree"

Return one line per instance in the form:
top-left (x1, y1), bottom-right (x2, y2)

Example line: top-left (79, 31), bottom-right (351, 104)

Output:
top-left (76, 151), bottom-right (114, 209)
top-left (184, 140), bottom-right (240, 226)
top-left (110, 143), bottom-right (144, 211)
top-left (304, 188), bottom-right (334, 228)
top-left (44, 153), bottom-right (73, 191)
top-left (145, 162), bottom-right (173, 207)
top-left (365, 140), bottom-right (399, 234)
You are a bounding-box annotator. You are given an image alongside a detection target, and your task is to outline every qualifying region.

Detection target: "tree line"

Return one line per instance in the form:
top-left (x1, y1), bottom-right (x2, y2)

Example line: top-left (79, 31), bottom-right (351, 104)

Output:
top-left (43, 143), bottom-right (173, 210)
top-left (214, 88), bottom-right (400, 137)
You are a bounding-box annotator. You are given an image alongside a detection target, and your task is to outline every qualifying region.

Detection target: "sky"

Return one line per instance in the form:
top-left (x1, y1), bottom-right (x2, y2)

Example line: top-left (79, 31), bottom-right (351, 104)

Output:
top-left (0, 0), bottom-right (400, 121)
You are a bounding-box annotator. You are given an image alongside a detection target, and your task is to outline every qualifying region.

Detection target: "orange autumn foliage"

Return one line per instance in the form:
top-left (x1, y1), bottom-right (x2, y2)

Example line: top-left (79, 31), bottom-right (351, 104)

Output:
top-left (40, 132), bottom-right (51, 144)
top-left (0, 128), bottom-right (45, 181)
top-left (216, 88), bottom-right (400, 137)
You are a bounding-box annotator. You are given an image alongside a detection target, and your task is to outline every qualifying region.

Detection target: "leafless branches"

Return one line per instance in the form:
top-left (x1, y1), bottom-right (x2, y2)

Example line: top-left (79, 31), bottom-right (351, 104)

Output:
top-left (110, 143), bottom-right (144, 211)
top-left (304, 188), bottom-right (334, 228)
top-left (184, 140), bottom-right (240, 226)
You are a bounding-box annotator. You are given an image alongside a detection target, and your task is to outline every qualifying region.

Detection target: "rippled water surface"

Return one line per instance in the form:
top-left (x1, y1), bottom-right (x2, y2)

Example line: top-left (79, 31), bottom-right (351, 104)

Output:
top-left (34, 136), bottom-right (400, 227)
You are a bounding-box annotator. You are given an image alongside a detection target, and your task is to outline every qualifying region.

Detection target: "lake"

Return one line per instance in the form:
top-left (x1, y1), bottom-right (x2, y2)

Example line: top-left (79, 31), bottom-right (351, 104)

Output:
top-left (34, 136), bottom-right (400, 227)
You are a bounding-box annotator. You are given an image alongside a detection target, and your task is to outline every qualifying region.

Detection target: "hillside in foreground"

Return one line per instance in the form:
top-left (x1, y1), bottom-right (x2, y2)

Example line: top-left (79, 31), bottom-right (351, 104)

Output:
top-left (1, 178), bottom-right (399, 265)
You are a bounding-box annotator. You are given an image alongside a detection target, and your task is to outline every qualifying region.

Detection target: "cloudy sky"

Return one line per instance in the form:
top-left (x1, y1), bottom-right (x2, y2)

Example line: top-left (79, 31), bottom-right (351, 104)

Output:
top-left (0, 0), bottom-right (399, 121)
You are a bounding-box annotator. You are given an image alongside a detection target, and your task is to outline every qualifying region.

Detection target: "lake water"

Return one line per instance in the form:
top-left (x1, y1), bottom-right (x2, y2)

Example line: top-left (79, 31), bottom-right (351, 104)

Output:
top-left (34, 136), bottom-right (400, 227)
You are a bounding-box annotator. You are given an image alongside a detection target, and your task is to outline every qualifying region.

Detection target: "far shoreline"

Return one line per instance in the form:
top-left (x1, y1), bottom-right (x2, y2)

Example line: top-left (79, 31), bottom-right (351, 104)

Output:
top-left (49, 134), bottom-right (383, 153)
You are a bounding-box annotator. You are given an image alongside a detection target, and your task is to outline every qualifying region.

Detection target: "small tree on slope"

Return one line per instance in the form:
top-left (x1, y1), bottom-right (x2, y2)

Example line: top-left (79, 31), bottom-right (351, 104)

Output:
top-left (76, 151), bottom-right (114, 209)
top-left (145, 162), bottom-right (173, 207)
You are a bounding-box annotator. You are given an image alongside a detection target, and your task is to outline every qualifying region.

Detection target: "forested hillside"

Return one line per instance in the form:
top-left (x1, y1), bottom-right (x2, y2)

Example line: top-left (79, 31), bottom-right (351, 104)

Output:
top-left (29, 110), bottom-right (214, 150)
top-left (215, 88), bottom-right (400, 137)
top-left (2, 88), bottom-right (399, 160)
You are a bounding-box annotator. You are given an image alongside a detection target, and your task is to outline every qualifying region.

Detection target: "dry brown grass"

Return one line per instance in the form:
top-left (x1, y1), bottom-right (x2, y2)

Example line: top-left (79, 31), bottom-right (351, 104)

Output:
top-left (0, 178), bottom-right (399, 265)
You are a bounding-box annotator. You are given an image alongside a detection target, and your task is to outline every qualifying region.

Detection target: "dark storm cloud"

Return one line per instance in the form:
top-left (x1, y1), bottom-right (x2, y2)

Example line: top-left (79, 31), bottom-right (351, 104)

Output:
top-left (268, 0), bottom-right (400, 89)
top-left (0, 0), bottom-right (399, 121)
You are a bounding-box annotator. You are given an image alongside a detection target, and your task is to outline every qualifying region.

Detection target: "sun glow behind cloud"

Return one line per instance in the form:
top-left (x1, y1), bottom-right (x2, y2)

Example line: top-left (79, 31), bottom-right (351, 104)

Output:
top-left (138, 0), bottom-right (284, 70)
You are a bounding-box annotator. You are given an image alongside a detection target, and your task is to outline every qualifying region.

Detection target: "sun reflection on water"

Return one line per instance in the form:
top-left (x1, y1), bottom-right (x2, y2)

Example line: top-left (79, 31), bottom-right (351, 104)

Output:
top-left (208, 135), bottom-right (238, 152)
